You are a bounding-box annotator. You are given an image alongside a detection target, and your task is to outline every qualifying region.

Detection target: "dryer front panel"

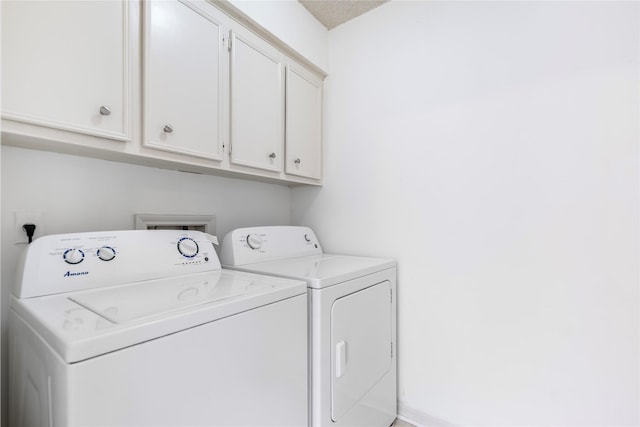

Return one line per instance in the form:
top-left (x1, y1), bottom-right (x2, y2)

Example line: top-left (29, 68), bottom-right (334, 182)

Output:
top-left (330, 281), bottom-right (392, 422)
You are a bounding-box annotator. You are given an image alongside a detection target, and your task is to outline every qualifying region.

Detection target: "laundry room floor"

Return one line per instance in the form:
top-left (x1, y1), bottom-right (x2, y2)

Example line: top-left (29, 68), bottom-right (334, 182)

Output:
top-left (393, 419), bottom-right (416, 427)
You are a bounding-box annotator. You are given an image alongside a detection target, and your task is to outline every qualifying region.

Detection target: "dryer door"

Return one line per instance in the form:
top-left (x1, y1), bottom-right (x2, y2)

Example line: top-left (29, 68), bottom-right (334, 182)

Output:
top-left (331, 281), bottom-right (392, 422)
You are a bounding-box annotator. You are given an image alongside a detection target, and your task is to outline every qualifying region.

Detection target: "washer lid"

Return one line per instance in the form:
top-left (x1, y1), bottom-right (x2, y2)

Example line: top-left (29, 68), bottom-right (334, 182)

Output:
top-left (70, 270), bottom-right (246, 324)
top-left (10, 270), bottom-right (306, 363)
top-left (225, 254), bottom-right (396, 289)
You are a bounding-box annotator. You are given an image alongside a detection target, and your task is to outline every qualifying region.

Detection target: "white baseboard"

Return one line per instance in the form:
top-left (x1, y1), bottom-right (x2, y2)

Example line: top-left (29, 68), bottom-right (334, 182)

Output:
top-left (398, 402), bottom-right (458, 427)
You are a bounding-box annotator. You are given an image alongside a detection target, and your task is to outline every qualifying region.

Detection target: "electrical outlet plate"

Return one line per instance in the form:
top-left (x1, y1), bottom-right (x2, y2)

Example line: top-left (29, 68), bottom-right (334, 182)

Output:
top-left (134, 214), bottom-right (216, 235)
top-left (15, 211), bottom-right (46, 244)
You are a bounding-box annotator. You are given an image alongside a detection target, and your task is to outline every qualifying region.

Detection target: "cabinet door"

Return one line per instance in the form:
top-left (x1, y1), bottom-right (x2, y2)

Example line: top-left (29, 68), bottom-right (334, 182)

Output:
top-left (143, 0), bottom-right (226, 161)
top-left (285, 64), bottom-right (323, 180)
top-left (1, 0), bottom-right (130, 141)
top-left (229, 27), bottom-right (284, 172)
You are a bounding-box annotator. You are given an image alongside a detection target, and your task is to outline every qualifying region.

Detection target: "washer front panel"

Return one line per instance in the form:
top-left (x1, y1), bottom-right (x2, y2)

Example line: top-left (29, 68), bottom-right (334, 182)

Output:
top-left (10, 293), bottom-right (308, 427)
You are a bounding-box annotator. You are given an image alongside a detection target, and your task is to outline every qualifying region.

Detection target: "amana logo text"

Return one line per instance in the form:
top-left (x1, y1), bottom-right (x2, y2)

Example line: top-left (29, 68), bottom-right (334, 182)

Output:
top-left (64, 271), bottom-right (89, 277)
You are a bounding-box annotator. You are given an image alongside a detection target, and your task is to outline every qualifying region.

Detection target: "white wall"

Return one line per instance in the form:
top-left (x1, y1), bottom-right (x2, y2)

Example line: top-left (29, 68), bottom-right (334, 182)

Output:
top-left (292, 1), bottom-right (639, 425)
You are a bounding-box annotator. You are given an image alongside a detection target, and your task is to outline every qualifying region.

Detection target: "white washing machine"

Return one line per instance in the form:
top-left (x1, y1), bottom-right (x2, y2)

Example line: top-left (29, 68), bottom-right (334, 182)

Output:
top-left (10, 229), bottom-right (308, 427)
top-left (221, 226), bottom-right (397, 427)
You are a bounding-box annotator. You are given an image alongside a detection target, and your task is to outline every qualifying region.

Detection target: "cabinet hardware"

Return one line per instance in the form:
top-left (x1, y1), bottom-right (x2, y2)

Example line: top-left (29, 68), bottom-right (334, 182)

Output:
top-left (163, 124), bottom-right (174, 133)
top-left (269, 152), bottom-right (276, 159)
top-left (294, 158), bottom-right (301, 164)
top-left (99, 106), bottom-right (111, 116)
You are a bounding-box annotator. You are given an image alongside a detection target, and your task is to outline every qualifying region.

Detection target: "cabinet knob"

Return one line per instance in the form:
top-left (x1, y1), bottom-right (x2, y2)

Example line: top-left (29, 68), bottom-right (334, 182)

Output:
top-left (294, 158), bottom-right (301, 165)
top-left (163, 124), bottom-right (174, 133)
top-left (99, 106), bottom-right (111, 116)
top-left (269, 152), bottom-right (276, 159)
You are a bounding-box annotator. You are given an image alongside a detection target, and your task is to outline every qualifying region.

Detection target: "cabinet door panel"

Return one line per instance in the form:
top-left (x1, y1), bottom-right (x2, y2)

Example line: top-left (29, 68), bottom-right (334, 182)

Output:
top-left (286, 65), bottom-right (322, 179)
top-left (1, 0), bottom-right (130, 140)
top-left (230, 29), bottom-right (283, 172)
top-left (144, 0), bottom-right (225, 160)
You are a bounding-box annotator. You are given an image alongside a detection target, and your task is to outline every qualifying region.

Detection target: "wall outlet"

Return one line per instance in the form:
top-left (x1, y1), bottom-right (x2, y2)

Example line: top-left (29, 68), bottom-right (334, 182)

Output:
top-left (15, 211), bottom-right (46, 244)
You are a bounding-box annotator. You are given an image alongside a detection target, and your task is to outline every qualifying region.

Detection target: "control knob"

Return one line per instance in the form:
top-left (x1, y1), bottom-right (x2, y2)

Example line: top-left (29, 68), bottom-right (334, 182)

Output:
top-left (246, 234), bottom-right (263, 250)
top-left (177, 237), bottom-right (199, 258)
top-left (97, 246), bottom-right (116, 261)
top-left (64, 248), bottom-right (85, 265)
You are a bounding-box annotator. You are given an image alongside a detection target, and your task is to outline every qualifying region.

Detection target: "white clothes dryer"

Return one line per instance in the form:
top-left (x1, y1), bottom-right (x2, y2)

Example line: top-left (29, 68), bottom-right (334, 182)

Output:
top-left (10, 230), bottom-right (308, 427)
top-left (221, 226), bottom-right (397, 427)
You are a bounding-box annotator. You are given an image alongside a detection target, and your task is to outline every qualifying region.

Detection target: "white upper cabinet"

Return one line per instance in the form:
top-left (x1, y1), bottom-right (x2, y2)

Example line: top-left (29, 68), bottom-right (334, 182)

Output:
top-left (229, 26), bottom-right (284, 173)
top-left (1, 0), bottom-right (325, 185)
top-left (285, 64), bottom-right (323, 180)
top-left (1, 0), bottom-right (131, 141)
top-left (143, 0), bottom-right (226, 161)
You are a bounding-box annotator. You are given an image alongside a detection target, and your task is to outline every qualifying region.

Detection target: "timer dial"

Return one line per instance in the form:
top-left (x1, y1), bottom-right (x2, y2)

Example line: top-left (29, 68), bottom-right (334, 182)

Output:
top-left (177, 237), bottom-right (199, 258)
top-left (64, 248), bottom-right (85, 265)
top-left (97, 246), bottom-right (116, 261)
top-left (246, 234), bottom-right (263, 250)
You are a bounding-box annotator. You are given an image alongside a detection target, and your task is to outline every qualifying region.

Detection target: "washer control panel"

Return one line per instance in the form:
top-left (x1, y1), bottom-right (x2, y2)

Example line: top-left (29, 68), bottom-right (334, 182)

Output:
top-left (220, 226), bottom-right (322, 266)
top-left (14, 230), bottom-right (221, 298)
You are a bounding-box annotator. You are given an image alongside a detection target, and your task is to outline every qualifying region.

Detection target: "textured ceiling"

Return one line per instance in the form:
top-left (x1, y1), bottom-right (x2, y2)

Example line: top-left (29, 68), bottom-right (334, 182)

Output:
top-left (299, 0), bottom-right (389, 30)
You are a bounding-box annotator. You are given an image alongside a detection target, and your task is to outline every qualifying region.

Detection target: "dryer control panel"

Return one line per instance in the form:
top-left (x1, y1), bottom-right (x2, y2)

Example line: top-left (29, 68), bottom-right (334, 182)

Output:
top-left (220, 226), bottom-right (322, 266)
top-left (14, 230), bottom-right (221, 298)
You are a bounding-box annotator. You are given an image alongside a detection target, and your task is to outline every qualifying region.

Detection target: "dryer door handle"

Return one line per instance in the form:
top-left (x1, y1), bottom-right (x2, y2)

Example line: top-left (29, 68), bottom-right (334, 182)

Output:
top-left (335, 341), bottom-right (347, 378)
